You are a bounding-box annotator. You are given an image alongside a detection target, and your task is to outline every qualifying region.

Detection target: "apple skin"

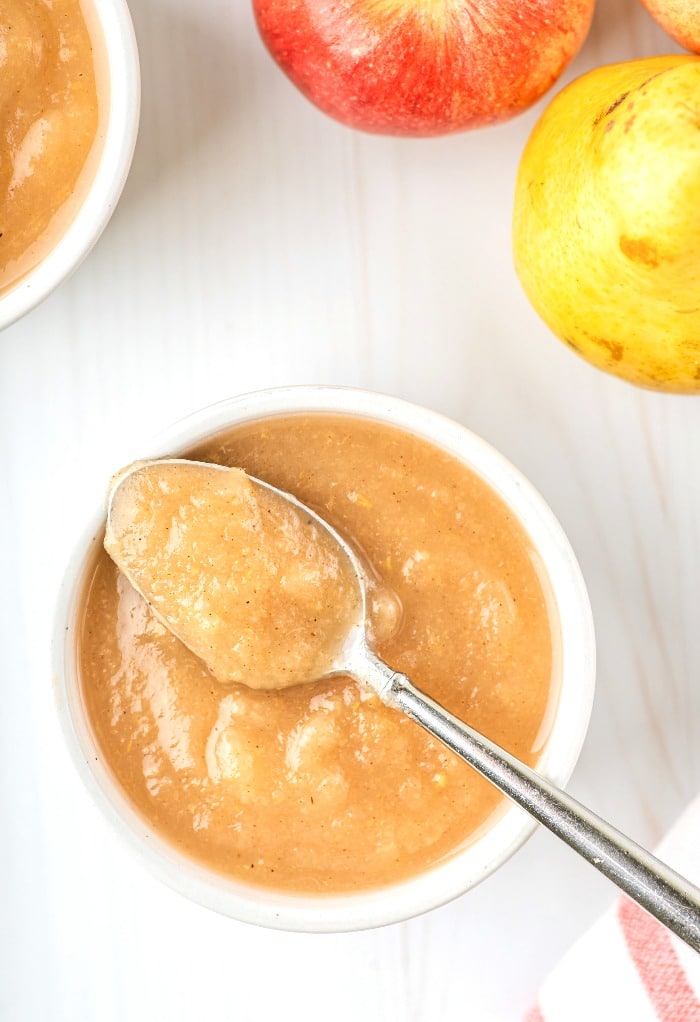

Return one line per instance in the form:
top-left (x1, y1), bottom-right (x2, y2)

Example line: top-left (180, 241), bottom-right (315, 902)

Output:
top-left (252, 0), bottom-right (596, 136)
top-left (640, 0), bottom-right (700, 53)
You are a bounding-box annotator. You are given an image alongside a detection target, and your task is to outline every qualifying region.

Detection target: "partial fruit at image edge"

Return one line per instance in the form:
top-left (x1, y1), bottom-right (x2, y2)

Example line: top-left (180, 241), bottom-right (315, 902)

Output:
top-left (640, 0), bottom-right (700, 54)
top-left (512, 55), bottom-right (700, 393)
top-left (252, 0), bottom-right (595, 136)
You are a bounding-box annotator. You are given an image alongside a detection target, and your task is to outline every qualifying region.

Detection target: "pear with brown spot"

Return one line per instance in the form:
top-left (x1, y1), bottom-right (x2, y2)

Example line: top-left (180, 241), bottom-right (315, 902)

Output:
top-left (513, 55), bottom-right (700, 392)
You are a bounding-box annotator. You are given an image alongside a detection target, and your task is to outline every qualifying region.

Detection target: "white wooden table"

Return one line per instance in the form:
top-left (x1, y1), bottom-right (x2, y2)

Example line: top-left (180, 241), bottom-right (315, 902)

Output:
top-left (1, 2), bottom-right (697, 1018)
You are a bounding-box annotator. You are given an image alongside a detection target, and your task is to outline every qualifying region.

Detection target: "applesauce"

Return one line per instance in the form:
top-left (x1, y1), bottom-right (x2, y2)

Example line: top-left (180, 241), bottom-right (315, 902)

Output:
top-left (79, 415), bottom-right (558, 893)
top-left (0, 0), bottom-right (99, 291)
top-left (104, 461), bottom-right (363, 689)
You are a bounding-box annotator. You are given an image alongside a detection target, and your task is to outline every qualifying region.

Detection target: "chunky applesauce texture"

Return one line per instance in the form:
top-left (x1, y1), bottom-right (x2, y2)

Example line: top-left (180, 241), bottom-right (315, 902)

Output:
top-left (0, 0), bottom-right (99, 291)
top-left (105, 461), bottom-right (361, 689)
top-left (80, 415), bottom-right (557, 893)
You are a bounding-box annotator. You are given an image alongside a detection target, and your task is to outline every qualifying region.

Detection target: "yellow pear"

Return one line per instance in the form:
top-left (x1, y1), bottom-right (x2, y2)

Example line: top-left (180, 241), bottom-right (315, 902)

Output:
top-left (512, 55), bottom-right (700, 392)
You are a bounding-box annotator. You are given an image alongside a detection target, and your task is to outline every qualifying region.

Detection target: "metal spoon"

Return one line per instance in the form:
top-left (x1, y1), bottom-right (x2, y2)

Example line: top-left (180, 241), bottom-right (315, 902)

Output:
top-left (108, 461), bottom-right (700, 951)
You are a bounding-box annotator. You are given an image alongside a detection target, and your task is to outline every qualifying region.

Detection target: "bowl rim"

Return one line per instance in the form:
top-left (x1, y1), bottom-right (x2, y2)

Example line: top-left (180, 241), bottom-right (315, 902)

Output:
top-left (0, 0), bottom-right (140, 330)
top-left (53, 385), bottom-right (596, 932)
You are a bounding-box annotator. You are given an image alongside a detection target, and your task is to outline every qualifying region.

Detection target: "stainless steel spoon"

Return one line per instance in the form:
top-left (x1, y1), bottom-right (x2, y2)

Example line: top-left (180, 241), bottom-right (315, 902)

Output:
top-left (108, 461), bottom-right (700, 951)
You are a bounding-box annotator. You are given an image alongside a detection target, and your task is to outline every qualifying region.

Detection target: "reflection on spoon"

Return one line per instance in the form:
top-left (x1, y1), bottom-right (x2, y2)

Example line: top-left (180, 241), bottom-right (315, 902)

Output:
top-left (106, 459), bottom-right (700, 951)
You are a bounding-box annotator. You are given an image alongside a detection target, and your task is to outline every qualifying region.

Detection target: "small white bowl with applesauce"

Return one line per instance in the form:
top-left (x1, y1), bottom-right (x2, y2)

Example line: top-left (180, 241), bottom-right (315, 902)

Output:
top-left (53, 386), bottom-right (596, 932)
top-left (0, 0), bottom-right (139, 330)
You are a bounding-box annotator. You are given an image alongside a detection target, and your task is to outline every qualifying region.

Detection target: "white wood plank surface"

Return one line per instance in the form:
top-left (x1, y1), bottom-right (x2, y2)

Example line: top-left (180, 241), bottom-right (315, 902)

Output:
top-left (1, 1), bottom-right (698, 1019)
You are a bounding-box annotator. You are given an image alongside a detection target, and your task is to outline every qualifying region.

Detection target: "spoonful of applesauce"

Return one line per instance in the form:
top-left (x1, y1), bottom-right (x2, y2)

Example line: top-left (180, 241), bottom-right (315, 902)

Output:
top-left (106, 459), bottom-right (700, 951)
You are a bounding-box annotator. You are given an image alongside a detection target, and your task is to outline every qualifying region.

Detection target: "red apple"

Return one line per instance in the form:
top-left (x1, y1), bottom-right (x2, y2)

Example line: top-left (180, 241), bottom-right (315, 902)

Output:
top-left (252, 0), bottom-right (596, 136)
top-left (640, 0), bottom-right (700, 53)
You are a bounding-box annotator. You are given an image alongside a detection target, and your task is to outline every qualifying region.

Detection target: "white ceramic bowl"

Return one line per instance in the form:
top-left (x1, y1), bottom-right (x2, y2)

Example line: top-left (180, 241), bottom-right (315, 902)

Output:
top-left (0, 0), bottom-right (140, 330)
top-left (53, 386), bottom-right (596, 932)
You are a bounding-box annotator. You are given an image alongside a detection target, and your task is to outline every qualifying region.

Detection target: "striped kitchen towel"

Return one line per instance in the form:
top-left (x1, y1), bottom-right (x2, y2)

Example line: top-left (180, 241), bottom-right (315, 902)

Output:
top-left (525, 796), bottom-right (700, 1021)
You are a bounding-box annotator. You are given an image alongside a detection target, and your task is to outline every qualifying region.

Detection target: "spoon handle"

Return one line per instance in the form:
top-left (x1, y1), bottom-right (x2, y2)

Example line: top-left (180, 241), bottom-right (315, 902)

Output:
top-left (379, 667), bottom-right (700, 952)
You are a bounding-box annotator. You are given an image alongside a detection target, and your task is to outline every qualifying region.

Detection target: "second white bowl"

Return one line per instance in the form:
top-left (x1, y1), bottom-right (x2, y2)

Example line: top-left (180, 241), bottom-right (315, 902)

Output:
top-left (0, 0), bottom-right (140, 330)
